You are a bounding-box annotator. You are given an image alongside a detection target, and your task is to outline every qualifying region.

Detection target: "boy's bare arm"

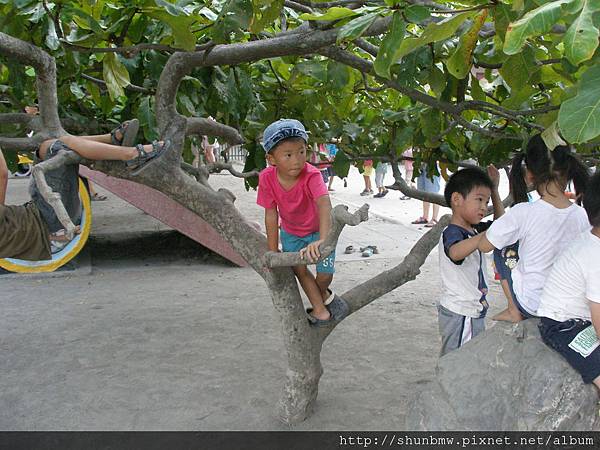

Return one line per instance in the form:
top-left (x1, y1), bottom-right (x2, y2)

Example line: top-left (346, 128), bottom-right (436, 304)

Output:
top-left (590, 301), bottom-right (600, 338)
top-left (301, 195), bottom-right (332, 262)
top-left (487, 165), bottom-right (505, 219)
top-left (0, 148), bottom-right (8, 205)
top-left (477, 232), bottom-right (495, 253)
top-left (265, 207), bottom-right (279, 252)
top-left (448, 233), bottom-right (483, 262)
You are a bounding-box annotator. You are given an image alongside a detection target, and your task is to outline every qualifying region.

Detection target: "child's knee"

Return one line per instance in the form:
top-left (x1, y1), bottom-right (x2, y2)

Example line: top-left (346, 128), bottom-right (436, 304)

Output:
top-left (38, 139), bottom-right (57, 160)
top-left (316, 272), bottom-right (333, 284)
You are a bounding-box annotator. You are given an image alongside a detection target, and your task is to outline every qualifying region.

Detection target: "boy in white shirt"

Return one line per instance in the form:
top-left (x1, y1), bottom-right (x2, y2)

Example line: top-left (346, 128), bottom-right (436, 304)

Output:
top-left (438, 166), bottom-right (503, 356)
top-left (537, 172), bottom-right (600, 388)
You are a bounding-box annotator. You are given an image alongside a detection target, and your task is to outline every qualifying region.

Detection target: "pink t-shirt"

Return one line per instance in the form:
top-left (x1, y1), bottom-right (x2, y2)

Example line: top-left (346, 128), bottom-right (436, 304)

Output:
top-left (257, 163), bottom-right (328, 237)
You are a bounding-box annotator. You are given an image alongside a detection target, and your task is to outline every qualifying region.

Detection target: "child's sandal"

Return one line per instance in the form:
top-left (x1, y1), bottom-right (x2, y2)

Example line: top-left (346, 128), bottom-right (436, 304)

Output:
top-left (110, 119), bottom-right (140, 147)
top-left (126, 140), bottom-right (170, 175)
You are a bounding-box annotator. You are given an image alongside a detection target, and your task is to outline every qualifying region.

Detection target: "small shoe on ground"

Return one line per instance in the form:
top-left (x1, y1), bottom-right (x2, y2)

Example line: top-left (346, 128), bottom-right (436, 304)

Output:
top-left (360, 190), bottom-right (370, 196)
top-left (111, 119), bottom-right (140, 147)
top-left (399, 195), bottom-right (411, 200)
top-left (328, 187), bottom-right (335, 191)
top-left (126, 140), bottom-right (170, 175)
top-left (360, 245), bottom-right (379, 257)
top-left (424, 219), bottom-right (438, 228)
top-left (411, 216), bottom-right (428, 224)
top-left (373, 192), bottom-right (383, 198)
top-left (343, 179), bottom-right (347, 188)
top-left (380, 189), bottom-right (388, 197)
top-left (344, 245), bottom-right (354, 254)
top-left (91, 193), bottom-right (108, 201)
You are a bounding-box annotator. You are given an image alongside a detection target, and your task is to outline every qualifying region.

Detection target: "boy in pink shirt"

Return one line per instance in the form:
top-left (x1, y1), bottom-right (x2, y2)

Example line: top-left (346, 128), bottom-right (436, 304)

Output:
top-left (257, 119), bottom-right (349, 326)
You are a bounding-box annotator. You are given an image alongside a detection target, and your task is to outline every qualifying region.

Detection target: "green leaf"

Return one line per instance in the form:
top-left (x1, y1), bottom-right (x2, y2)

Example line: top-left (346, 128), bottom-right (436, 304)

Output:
top-left (138, 96), bottom-right (159, 142)
top-left (299, 7), bottom-right (358, 21)
top-left (404, 5), bottom-right (430, 24)
top-left (210, 0), bottom-right (253, 44)
top-left (446, 9), bottom-right (488, 80)
top-left (45, 17), bottom-right (60, 50)
top-left (251, 0), bottom-right (284, 33)
top-left (504, 0), bottom-right (574, 55)
top-left (429, 64), bottom-right (446, 97)
top-left (332, 148), bottom-right (351, 178)
top-left (102, 53), bottom-right (130, 100)
top-left (146, 10), bottom-right (196, 50)
top-left (493, 3), bottom-right (517, 42)
top-left (154, 0), bottom-right (187, 16)
top-left (470, 73), bottom-right (486, 102)
top-left (558, 65), bottom-right (600, 143)
top-left (564, 0), bottom-right (600, 65)
top-left (295, 60), bottom-right (327, 82)
top-left (69, 82), bottom-right (85, 100)
top-left (395, 11), bottom-right (478, 60)
top-left (336, 12), bottom-right (379, 44)
top-left (373, 12), bottom-right (406, 79)
top-left (327, 60), bottom-right (351, 90)
top-left (499, 46), bottom-right (539, 90)
top-left (420, 108), bottom-right (442, 140)
top-left (541, 121), bottom-right (567, 150)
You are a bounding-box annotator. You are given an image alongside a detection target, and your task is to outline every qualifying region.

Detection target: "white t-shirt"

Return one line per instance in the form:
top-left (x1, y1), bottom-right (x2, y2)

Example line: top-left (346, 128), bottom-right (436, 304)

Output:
top-left (537, 231), bottom-right (600, 322)
top-left (486, 200), bottom-right (590, 315)
top-left (438, 224), bottom-right (489, 318)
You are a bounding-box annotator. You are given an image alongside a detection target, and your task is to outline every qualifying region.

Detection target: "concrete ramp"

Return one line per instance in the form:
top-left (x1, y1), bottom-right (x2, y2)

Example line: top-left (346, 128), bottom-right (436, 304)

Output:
top-left (79, 166), bottom-right (247, 267)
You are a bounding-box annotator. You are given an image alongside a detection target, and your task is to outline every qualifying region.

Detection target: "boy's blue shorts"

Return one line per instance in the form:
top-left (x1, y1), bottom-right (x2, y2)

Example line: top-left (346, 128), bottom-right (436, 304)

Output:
top-left (280, 228), bottom-right (335, 274)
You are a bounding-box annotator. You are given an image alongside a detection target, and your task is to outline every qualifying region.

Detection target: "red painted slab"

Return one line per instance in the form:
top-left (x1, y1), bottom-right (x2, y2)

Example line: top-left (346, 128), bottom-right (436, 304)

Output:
top-left (79, 166), bottom-right (247, 267)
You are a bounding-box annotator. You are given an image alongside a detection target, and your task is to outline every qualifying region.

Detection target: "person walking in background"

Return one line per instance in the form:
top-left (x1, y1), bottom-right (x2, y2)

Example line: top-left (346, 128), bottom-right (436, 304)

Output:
top-left (400, 148), bottom-right (414, 200)
top-left (325, 140), bottom-right (339, 191)
top-left (201, 135), bottom-right (216, 164)
top-left (373, 161), bottom-right (389, 198)
top-left (412, 162), bottom-right (441, 227)
top-left (360, 160), bottom-right (374, 196)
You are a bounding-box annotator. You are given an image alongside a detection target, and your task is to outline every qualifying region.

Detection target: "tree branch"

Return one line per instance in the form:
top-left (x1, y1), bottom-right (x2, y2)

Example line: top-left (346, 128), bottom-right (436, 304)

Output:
top-left (31, 149), bottom-right (82, 239)
top-left (81, 73), bottom-right (153, 94)
top-left (265, 204), bottom-right (369, 267)
top-left (338, 215), bottom-right (451, 316)
top-left (0, 32), bottom-right (63, 135)
top-left (155, 16), bottom-right (393, 133)
top-left (185, 118), bottom-right (244, 145)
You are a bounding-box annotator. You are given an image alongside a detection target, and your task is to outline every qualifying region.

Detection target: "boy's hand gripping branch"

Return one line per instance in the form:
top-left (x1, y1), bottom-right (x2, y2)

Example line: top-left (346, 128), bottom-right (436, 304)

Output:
top-left (264, 204), bottom-right (369, 268)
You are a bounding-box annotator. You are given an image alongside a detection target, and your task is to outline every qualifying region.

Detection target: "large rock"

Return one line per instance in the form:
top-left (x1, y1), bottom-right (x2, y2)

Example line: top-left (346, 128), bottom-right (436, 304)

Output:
top-left (406, 320), bottom-right (600, 430)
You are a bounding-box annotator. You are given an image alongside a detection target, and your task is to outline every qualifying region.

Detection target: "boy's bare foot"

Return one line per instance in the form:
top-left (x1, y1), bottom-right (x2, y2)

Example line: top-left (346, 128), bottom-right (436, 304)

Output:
top-left (492, 308), bottom-right (523, 323)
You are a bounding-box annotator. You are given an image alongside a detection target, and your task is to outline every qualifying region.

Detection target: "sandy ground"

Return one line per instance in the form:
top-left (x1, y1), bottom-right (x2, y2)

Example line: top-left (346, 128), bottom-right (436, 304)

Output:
top-left (0, 167), bottom-right (507, 430)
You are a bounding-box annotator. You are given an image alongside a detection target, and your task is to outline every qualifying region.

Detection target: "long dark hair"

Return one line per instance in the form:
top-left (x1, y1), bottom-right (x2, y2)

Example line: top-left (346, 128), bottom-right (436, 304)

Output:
top-left (509, 134), bottom-right (590, 205)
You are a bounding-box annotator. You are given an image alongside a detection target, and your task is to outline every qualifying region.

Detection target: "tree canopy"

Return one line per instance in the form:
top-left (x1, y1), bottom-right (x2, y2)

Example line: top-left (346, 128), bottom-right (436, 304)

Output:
top-left (1, 0), bottom-right (599, 175)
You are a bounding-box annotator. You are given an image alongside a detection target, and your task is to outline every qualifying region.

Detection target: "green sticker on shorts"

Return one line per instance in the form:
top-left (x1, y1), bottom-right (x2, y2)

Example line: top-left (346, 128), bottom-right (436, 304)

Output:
top-left (568, 325), bottom-right (600, 358)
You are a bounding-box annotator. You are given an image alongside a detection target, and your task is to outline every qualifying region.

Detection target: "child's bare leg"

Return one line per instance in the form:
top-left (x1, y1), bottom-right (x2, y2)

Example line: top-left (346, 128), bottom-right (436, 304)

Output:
top-left (56, 135), bottom-right (140, 161)
top-left (593, 375), bottom-right (600, 391)
top-left (293, 265), bottom-right (330, 320)
top-left (422, 201), bottom-right (430, 221)
top-left (492, 280), bottom-right (524, 322)
top-left (315, 272), bottom-right (333, 302)
top-left (79, 134), bottom-right (112, 144)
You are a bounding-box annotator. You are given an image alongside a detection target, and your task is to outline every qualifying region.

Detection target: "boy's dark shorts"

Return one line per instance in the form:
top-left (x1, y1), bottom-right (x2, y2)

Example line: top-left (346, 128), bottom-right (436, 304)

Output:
top-left (539, 317), bottom-right (600, 384)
